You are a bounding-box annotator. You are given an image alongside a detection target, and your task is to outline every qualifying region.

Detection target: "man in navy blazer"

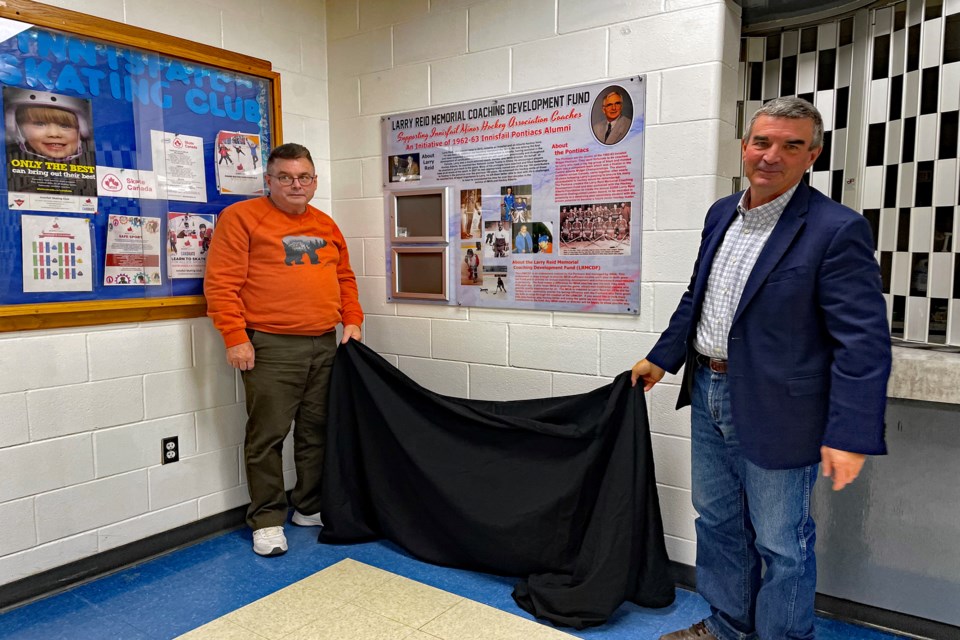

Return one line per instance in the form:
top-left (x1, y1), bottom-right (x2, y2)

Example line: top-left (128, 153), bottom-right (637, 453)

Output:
top-left (632, 98), bottom-right (891, 640)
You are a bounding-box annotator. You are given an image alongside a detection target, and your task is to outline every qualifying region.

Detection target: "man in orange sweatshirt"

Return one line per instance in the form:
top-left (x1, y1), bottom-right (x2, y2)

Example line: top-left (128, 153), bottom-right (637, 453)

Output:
top-left (205, 143), bottom-right (363, 556)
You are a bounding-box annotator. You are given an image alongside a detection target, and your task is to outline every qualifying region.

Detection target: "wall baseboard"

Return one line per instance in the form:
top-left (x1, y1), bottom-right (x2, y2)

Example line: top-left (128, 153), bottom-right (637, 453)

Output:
top-left (668, 561), bottom-right (957, 640)
top-left (0, 506), bottom-right (247, 613)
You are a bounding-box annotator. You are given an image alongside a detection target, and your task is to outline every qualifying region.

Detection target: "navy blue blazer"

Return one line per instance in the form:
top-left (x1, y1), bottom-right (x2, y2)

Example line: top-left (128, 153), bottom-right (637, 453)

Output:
top-left (647, 182), bottom-right (891, 469)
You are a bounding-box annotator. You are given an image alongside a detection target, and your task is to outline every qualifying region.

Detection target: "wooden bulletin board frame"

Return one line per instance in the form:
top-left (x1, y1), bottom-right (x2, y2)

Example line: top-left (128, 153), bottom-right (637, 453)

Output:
top-left (0, 0), bottom-right (282, 331)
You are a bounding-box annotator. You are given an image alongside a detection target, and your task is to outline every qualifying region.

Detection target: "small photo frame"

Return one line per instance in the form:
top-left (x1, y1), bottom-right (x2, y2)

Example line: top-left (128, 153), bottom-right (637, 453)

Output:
top-left (389, 187), bottom-right (449, 243)
top-left (391, 246), bottom-right (449, 301)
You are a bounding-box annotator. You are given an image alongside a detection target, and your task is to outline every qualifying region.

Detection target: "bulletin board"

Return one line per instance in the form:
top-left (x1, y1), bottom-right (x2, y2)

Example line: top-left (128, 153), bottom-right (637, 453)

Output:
top-left (0, 0), bottom-right (281, 331)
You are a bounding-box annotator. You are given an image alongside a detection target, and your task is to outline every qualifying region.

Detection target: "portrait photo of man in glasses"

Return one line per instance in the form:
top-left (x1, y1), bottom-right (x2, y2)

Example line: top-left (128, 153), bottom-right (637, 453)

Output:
top-left (591, 86), bottom-right (633, 146)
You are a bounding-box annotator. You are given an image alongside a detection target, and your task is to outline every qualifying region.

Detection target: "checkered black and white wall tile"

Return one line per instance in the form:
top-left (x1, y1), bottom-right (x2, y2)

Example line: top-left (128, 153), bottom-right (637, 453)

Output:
top-left (740, 0), bottom-right (960, 346)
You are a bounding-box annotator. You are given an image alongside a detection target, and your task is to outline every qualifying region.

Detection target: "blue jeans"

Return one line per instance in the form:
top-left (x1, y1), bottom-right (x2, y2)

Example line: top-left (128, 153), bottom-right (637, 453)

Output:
top-left (691, 364), bottom-right (818, 640)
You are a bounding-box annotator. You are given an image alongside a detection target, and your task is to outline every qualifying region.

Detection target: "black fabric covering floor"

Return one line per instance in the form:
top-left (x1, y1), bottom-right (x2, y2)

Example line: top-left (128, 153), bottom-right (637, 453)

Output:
top-left (320, 340), bottom-right (675, 629)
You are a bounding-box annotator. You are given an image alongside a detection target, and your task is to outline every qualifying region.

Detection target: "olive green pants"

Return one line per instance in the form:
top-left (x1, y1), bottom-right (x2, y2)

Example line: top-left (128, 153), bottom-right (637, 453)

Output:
top-left (240, 330), bottom-right (337, 530)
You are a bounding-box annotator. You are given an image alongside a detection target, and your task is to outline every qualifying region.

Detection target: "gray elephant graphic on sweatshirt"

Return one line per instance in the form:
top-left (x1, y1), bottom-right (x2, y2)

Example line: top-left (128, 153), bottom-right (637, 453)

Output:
top-left (282, 235), bottom-right (327, 265)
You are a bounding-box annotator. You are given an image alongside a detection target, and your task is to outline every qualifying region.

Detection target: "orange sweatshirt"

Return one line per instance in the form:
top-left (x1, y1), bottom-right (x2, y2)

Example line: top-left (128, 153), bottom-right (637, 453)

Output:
top-left (204, 197), bottom-right (363, 348)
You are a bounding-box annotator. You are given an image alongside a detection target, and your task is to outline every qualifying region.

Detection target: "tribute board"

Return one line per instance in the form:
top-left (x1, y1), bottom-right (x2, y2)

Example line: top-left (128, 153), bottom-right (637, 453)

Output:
top-left (382, 76), bottom-right (645, 314)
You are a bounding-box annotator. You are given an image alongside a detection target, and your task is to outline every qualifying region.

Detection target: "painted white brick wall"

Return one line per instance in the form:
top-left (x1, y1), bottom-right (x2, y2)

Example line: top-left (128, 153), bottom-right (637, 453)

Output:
top-left (511, 30), bottom-right (608, 93)
top-left (0, 334), bottom-right (88, 394)
top-left (27, 377), bottom-right (145, 440)
top-left (469, 364), bottom-right (552, 401)
top-left (551, 372), bottom-right (611, 396)
top-left (432, 320), bottom-right (507, 366)
top-left (0, 436), bottom-right (95, 504)
top-left (509, 325), bottom-right (599, 375)
top-left (359, 64), bottom-right (430, 115)
top-left (430, 49), bottom-right (511, 105)
top-left (0, 0), bottom-right (331, 588)
top-left (398, 356), bottom-right (470, 398)
top-left (394, 9), bottom-right (467, 66)
top-left (326, 0), bottom-right (741, 569)
top-left (148, 449), bottom-right (241, 510)
top-left (0, 498), bottom-right (37, 557)
top-left (35, 471), bottom-right (149, 544)
top-left (468, 0), bottom-right (557, 51)
top-left (0, 393), bottom-right (29, 449)
top-left (87, 324), bottom-right (193, 380)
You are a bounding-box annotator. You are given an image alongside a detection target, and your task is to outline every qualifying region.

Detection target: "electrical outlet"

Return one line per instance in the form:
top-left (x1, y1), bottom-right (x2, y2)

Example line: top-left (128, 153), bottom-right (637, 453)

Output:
top-left (162, 436), bottom-right (179, 464)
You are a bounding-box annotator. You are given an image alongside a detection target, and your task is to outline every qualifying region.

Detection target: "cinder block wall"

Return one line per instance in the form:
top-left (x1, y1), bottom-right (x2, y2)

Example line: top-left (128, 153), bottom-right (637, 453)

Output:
top-left (0, 0), bottom-right (330, 586)
top-left (326, 0), bottom-right (743, 568)
top-left (0, 0), bottom-right (743, 587)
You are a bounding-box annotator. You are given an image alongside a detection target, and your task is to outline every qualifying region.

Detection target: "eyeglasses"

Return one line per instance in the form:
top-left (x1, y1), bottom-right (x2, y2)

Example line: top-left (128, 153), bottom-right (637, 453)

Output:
top-left (269, 174), bottom-right (316, 186)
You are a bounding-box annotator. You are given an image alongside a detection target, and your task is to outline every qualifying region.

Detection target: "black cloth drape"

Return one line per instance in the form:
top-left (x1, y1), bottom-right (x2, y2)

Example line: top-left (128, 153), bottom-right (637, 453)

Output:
top-left (320, 341), bottom-right (675, 628)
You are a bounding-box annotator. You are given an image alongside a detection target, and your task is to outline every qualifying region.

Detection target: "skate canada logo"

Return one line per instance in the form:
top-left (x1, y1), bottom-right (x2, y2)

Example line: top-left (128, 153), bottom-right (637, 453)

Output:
top-left (101, 173), bottom-right (123, 192)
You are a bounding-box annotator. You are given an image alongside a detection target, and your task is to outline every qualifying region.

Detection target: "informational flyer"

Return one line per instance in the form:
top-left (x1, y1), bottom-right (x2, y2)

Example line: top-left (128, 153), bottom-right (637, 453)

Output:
top-left (150, 130), bottom-right (207, 203)
top-left (382, 77), bottom-right (645, 314)
top-left (5, 86), bottom-right (98, 213)
top-left (104, 215), bottom-right (162, 285)
top-left (20, 214), bottom-right (93, 293)
top-left (214, 131), bottom-right (264, 195)
top-left (166, 212), bottom-right (215, 278)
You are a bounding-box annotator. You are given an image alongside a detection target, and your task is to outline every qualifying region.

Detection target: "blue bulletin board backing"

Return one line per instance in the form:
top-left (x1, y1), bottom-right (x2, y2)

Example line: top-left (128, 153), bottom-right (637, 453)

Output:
top-left (0, 0), bottom-right (280, 329)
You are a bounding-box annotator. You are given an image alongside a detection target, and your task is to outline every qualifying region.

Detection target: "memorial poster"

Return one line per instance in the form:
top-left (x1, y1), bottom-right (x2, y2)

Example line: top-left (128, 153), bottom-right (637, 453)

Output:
top-left (382, 77), bottom-right (645, 314)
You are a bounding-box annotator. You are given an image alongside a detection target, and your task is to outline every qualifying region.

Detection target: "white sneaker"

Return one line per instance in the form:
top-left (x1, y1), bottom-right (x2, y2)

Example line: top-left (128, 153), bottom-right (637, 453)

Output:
top-left (291, 510), bottom-right (324, 527)
top-left (252, 526), bottom-right (287, 556)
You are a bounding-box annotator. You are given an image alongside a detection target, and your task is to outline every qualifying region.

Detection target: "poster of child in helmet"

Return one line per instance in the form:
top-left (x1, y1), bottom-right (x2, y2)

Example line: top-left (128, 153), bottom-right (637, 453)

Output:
top-left (3, 87), bottom-right (97, 197)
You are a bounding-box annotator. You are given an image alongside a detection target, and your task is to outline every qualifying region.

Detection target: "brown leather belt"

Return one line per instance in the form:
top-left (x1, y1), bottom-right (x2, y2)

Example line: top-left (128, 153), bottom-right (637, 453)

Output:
top-left (696, 352), bottom-right (728, 373)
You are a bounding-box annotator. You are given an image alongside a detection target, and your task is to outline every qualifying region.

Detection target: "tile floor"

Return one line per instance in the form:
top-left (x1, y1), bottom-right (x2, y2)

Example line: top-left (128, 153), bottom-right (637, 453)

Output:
top-left (0, 522), bottom-right (908, 640)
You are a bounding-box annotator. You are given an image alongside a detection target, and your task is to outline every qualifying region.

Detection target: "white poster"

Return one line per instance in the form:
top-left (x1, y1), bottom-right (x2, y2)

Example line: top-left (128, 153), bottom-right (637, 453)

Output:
top-left (150, 130), bottom-right (207, 203)
top-left (167, 212), bottom-right (215, 278)
top-left (20, 215), bottom-right (93, 293)
top-left (214, 131), bottom-right (264, 195)
top-left (382, 77), bottom-right (645, 315)
top-left (104, 215), bottom-right (162, 286)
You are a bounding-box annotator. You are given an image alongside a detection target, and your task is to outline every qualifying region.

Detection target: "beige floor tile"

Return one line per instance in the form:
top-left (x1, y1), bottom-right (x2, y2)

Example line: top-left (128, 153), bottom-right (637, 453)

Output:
top-left (352, 574), bottom-right (463, 627)
top-left (283, 602), bottom-right (416, 640)
top-left (420, 600), bottom-right (576, 640)
top-left (298, 558), bottom-right (397, 604)
top-left (404, 632), bottom-right (445, 640)
top-left (223, 582), bottom-right (339, 639)
top-left (176, 616), bottom-right (269, 639)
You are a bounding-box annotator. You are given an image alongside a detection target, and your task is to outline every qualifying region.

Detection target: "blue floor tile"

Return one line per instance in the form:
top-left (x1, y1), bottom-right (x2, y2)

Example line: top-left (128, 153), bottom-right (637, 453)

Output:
top-left (0, 591), bottom-right (150, 640)
top-left (0, 524), bottom-right (909, 640)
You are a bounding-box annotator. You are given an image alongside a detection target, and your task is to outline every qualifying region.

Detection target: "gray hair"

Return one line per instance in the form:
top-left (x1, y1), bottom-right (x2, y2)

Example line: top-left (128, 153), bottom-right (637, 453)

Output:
top-left (745, 97), bottom-right (824, 150)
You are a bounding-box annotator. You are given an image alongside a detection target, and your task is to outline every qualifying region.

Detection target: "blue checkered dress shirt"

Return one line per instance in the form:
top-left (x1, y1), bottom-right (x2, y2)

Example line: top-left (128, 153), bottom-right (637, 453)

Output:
top-left (693, 184), bottom-right (799, 360)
